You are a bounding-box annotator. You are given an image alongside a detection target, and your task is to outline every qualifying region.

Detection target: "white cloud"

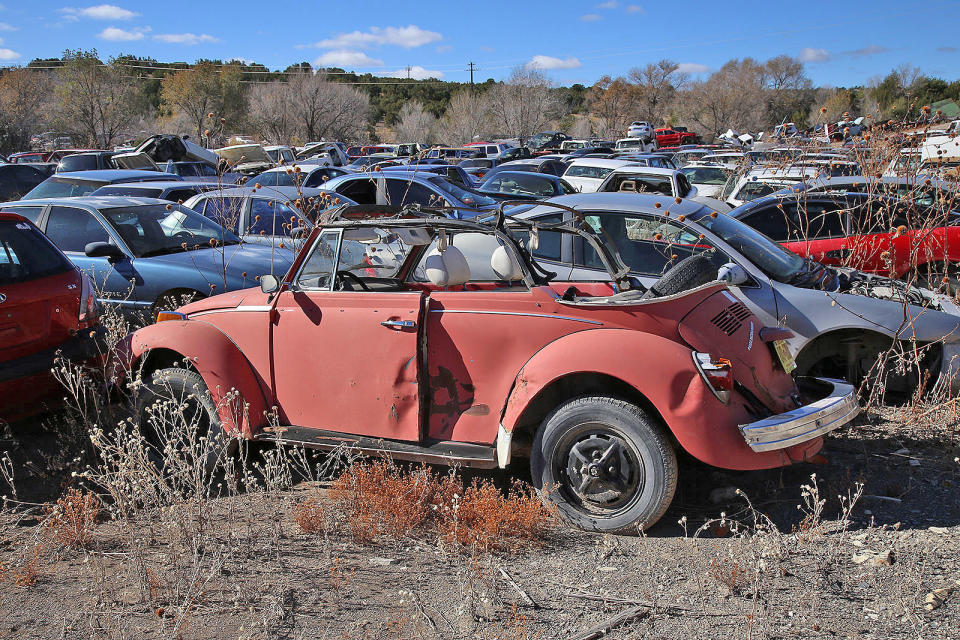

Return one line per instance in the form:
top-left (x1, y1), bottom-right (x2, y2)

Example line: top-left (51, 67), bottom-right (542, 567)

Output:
top-left (436, 44), bottom-right (452, 53)
top-left (525, 55), bottom-right (582, 70)
top-left (0, 48), bottom-right (19, 60)
top-left (625, 4), bottom-right (644, 12)
top-left (314, 25), bottom-right (441, 50)
top-left (580, 13), bottom-right (602, 21)
top-left (597, 0), bottom-right (618, 7)
top-left (676, 62), bottom-right (710, 73)
top-left (0, 22), bottom-right (16, 31)
top-left (799, 47), bottom-right (830, 63)
top-left (846, 44), bottom-right (888, 57)
top-left (153, 33), bottom-right (218, 45)
top-left (97, 26), bottom-right (147, 41)
top-left (383, 66), bottom-right (444, 80)
top-left (313, 50), bottom-right (384, 68)
top-left (62, 4), bottom-right (138, 20)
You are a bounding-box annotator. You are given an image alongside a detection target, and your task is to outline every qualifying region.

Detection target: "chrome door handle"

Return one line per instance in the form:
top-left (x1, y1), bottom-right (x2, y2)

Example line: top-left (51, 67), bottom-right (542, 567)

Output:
top-left (380, 319), bottom-right (416, 329)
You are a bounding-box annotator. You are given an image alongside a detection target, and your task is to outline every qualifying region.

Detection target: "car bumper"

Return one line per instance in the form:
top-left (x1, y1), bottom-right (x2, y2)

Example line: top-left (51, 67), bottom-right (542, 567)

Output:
top-left (738, 377), bottom-right (859, 452)
top-left (0, 325), bottom-right (108, 383)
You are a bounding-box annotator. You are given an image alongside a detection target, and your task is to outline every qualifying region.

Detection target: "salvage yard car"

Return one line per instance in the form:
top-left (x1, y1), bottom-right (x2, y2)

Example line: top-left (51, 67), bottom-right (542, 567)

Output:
top-left (126, 204), bottom-right (859, 533)
top-left (1, 196), bottom-right (294, 317)
top-left (513, 193), bottom-right (960, 398)
top-left (0, 212), bottom-right (105, 422)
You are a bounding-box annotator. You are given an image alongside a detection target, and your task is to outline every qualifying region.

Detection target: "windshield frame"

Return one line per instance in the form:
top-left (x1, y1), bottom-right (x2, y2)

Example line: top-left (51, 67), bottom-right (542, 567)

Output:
top-left (100, 203), bottom-right (242, 258)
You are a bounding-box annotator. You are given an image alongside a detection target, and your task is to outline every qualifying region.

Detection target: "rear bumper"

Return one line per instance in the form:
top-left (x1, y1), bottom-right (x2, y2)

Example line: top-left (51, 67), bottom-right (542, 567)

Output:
top-left (739, 377), bottom-right (859, 452)
top-left (0, 325), bottom-right (108, 383)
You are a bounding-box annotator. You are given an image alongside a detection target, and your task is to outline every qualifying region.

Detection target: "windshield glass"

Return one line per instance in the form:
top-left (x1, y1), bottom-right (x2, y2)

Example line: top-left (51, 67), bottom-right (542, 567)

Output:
top-left (250, 170), bottom-right (300, 187)
top-left (617, 139), bottom-right (641, 149)
top-left (735, 181), bottom-right (791, 202)
top-left (680, 167), bottom-right (727, 185)
top-left (58, 155), bottom-right (103, 172)
top-left (481, 173), bottom-right (558, 197)
top-left (427, 177), bottom-right (496, 207)
top-left (688, 208), bottom-right (805, 281)
top-left (90, 185), bottom-right (162, 198)
top-left (101, 204), bottom-right (241, 258)
top-left (23, 176), bottom-right (103, 199)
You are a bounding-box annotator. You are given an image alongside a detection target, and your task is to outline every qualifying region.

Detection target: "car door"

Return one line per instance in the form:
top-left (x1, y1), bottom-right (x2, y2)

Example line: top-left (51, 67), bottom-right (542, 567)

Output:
top-left (269, 228), bottom-right (424, 440)
top-left (40, 205), bottom-right (142, 308)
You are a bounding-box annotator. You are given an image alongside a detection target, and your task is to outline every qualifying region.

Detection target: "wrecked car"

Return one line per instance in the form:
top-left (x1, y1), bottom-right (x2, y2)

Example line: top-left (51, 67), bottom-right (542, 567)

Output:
top-left (513, 193), bottom-right (960, 398)
top-left (126, 204), bottom-right (858, 533)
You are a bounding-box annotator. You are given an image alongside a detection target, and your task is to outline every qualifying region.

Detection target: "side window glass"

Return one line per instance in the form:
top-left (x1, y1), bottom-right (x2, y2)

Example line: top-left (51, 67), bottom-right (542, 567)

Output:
top-left (44, 206), bottom-right (110, 253)
top-left (296, 230), bottom-right (340, 289)
top-left (199, 197), bottom-right (243, 233)
top-left (743, 207), bottom-right (793, 241)
top-left (4, 205), bottom-right (43, 223)
top-left (250, 199), bottom-right (298, 236)
top-left (795, 203), bottom-right (846, 239)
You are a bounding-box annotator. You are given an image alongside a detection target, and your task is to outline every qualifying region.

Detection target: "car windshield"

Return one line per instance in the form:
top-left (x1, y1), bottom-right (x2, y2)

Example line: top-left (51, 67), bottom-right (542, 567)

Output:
top-left (427, 177), bottom-right (496, 207)
top-left (23, 176), bottom-right (104, 199)
top-left (100, 204), bottom-right (241, 258)
top-left (735, 181), bottom-right (792, 202)
top-left (680, 167), bottom-right (727, 185)
top-left (0, 218), bottom-right (73, 285)
top-left (481, 173), bottom-right (558, 197)
top-left (687, 208), bottom-right (806, 281)
top-left (59, 155), bottom-right (103, 172)
top-left (617, 140), bottom-right (641, 149)
top-left (250, 170), bottom-right (300, 187)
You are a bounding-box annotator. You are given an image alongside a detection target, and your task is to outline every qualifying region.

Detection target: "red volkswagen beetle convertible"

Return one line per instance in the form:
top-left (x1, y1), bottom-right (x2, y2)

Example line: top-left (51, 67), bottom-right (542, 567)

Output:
top-left (126, 206), bottom-right (858, 532)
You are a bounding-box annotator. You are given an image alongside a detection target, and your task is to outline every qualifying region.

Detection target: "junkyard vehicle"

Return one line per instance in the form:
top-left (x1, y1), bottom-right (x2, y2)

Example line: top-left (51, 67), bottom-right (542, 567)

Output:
top-left (90, 180), bottom-right (221, 203)
top-left (595, 165), bottom-right (731, 212)
top-left (20, 170), bottom-right (182, 201)
top-left (774, 175), bottom-right (959, 210)
top-left (126, 205), bottom-right (858, 533)
top-left (561, 158), bottom-right (640, 193)
top-left (722, 166), bottom-right (819, 207)
top-left (56, 151), bottom-right (118, 173)
top-left (457, 158), bottom-right (500, 181)
top-left (323, 171), bottom-right (498, 216)
top-left (264, 145), bottom-right (296, 165)
top-left (216, 144), bottom-right (277, 176)
top-left (497, 146), bottom-right (533, 163)
top-left (627, 121), bottom-right (654, 140)
top-left (0, 212), bottom-right (105, 421)
top-left (728, 192), bottom-right (960, 291)
top-left (182, 186), bottom-right (354, 243)
top-left (477, 171), bottom-right (577, 201)
top-left (464, 142), bottom-right (512, 158)
top-left (9, 152), bottom-right (51, 164)
top-left (654, 128), bottom-right (697, 147)
top-left (0, 164), bottom-right (47, 201)
top-left (380, 164), bottom-right (478, 189)
top-left (612, 152), bottom-right (677, 170)
top-left (679, 163), bottom-right (732, 198)
top-left (615, 137), bottom-right (657, 154)
top-left (1, 196), bottom-right (293, 317)
top-left (526, 131), bottom-right (570, 153)
top-left (249, 164), bottom-right (350, 189)
top-left (514, 193), bottom-right (960, 397)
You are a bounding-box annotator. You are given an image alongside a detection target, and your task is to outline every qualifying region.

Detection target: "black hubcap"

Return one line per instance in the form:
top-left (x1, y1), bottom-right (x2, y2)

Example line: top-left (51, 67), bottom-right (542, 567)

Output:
top-left (558, 426), bottom-right (643, 514)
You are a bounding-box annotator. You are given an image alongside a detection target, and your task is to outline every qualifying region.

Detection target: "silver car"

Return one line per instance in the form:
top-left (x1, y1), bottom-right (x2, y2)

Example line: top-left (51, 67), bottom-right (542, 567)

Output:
top-left (512, 192), bottom-right (960, 397)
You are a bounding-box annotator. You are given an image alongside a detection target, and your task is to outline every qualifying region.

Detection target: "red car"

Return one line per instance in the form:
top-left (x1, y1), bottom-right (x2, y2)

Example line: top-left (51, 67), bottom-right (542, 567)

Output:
top-left (9, 151), bottom-right (51, 164)
top-left (0, 213), bottom-right (104, 422)
top-left (126, 207), bottom-right (858, 533)
top-left (655, 128), bottom-right (698, 147)
top-left (732, 193), bottom-right (960, 291)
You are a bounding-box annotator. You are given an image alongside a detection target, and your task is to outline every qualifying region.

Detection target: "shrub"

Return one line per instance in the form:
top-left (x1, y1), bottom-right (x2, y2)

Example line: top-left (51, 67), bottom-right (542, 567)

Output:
top-left (43, 488), bottom-right (101, 549)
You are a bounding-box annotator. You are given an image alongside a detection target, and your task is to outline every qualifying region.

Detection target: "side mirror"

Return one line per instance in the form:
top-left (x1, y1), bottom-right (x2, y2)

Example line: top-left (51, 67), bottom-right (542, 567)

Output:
top-left (84, 241), bottom-right (126, 261)
top-left (260, 274), bottom-right (280, 294)
top-left (717, 262), bottom-right (750, 286)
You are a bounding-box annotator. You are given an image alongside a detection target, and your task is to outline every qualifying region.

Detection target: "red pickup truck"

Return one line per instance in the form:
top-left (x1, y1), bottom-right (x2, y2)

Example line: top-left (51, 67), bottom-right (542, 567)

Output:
top-left (655, 128), bottom-right (698, 147)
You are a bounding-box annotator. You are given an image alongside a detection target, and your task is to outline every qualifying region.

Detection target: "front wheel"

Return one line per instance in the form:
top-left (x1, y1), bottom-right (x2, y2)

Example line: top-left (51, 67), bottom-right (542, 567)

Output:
top-left (531, 396), bottom-right (677, 534)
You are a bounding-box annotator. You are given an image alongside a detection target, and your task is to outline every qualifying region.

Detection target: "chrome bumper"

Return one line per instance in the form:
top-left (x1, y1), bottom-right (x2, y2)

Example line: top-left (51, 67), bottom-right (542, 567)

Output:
top-left (739, 378), bottom-right (859, 452)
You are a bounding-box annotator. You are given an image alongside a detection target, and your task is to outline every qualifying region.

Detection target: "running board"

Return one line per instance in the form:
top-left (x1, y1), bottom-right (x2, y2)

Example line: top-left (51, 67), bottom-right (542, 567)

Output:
top-left (254, 426), bottom-right (498, 469)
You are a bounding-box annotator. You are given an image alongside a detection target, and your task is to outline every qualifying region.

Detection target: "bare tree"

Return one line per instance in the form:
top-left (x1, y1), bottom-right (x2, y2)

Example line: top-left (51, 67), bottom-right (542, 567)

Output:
top-left (287, 70), bottom-right (370, 143)
top-left (487, 66), bottom-right (560, 143)
top-left (629, 59), bottom-right (688, 125)
top-left (247, 82), bottom-right (298, 144)
top-left (894, 64), bottom-right (923, 92)
top-left (53, 50), bottom-right (137, 148)
top-left (437, 89), bottom-right (489, 145)
top-left (681, 58), bottom-right (767, 138)
top-left (762, 55), bottom-right (812, 125)
top-left (587, 75), bottom-right (641, 139)
top-left (393, 100), bottom-right (436, 143)
top-left (160, 62), bottom-right (246, 142)
top-left (0, 67), bottom-right (51, 153)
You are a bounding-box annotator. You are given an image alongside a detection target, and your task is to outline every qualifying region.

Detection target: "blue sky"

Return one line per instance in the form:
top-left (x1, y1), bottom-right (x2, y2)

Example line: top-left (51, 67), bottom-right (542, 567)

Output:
top-left (2, 0), bottom-right (958, 87)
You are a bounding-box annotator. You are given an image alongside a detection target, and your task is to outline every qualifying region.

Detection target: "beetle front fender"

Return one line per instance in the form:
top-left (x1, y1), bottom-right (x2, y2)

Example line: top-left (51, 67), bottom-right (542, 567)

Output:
top-left (129, 320), bottom-right (270, 437)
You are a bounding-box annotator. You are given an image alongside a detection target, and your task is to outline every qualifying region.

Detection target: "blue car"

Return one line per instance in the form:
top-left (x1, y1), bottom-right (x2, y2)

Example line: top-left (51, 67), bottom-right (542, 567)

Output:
top-left (323, 171), bottom-right (498, 218)
top-left (19, 170), bottom-right (182, 201)
top-left (0, 196), bottom-right (294, 316)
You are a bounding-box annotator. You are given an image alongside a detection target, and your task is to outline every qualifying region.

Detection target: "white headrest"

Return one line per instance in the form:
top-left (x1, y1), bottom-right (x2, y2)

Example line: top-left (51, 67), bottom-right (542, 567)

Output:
top-left (491, 245), bottom-right (523, 281)
top-left (424, 245), bottom-right (470, 287)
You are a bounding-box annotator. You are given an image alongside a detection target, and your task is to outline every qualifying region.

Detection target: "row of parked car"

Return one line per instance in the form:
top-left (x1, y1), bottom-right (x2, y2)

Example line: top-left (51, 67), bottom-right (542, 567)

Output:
top-left (3, 130), bottom-right (959, 534)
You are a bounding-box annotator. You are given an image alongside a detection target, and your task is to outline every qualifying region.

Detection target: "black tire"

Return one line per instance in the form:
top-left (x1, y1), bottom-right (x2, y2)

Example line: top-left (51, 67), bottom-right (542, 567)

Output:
top-left (531, 396), bottom-right (677, 534)
top-left (641, 254), bottom-right (716, 299)
top-left (135, 367), bottom-right (229, 472)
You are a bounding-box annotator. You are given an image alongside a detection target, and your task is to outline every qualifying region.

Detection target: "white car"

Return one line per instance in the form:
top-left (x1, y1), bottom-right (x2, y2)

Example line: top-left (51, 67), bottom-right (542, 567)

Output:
top-left (616, 137), bottom-right (657, 154)
top-left (700, 152), bottom-right (749, 170)
top-left (467, 142), bottom-right (513, 158)
top-left (721, 166), bottom-right (819, 208)
top-left (627, 121), bottom-right (654, 140)
top-left (264, 145), bottom-right (296, 165)
top-left (595, 165), bottom-right (731, 211)
top-left (678, 162), bottom-right (732, 198)
top-left (561, 158), bottom-right (641, 193)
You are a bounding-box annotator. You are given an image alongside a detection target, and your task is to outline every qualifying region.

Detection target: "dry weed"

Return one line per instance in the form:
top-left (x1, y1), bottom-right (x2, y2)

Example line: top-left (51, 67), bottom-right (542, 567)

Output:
top-left (42, 487), bottom-right (101, 549)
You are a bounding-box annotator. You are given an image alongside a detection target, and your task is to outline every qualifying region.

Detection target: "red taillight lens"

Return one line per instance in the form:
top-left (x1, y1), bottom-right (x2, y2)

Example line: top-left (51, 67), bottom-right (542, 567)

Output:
top-left (693, 352), bottom-right (733, 403)
top-left (78, 272), bottom-right (99, 325)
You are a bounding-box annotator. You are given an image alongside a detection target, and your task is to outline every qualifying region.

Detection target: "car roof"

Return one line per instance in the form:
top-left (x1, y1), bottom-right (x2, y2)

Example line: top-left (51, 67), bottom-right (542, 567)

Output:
top-left (606, 166), bottom-right (678, 177)
top-left (193, 186), bottom-right (334, 199)
top-left (565, 158), bottom-right (639, 169)
top-left (92, 180), bottom-right (213, 190)
top-left (726, 192), bottom-right (882, 217)
top-left (258, 163), bottom-right (329, 174)
top-left (515, 192), bottom-right (709, 217)
top-left (485, 171), bottom-right (557, 180)
top-left (52, 170), bottom-right (180, 181)
top-left (5, 196), bottom-right (171, 209)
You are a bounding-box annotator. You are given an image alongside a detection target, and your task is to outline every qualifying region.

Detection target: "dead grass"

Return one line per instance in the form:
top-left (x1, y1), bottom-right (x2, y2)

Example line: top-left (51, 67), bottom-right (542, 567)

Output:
top-left (42, 488), bottom-right (101, 549)
top-left (320, 460), bottom-right (556, 552)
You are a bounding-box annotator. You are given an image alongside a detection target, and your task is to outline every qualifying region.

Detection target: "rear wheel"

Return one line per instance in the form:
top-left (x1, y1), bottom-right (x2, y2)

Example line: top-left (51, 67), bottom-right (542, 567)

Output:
top-left (531, 396), bottom-right (677, 534)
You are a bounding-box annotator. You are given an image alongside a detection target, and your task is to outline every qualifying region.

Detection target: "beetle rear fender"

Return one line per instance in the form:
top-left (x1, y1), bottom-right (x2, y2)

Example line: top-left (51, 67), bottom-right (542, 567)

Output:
top-left (498, 328), bottom-right (805, 471)
top-left (129, 320), bottom-right (270, 437)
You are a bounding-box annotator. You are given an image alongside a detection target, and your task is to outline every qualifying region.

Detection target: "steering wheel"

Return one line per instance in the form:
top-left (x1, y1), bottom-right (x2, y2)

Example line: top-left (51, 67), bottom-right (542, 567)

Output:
top-left (335, 270), bottom-right (369, 291)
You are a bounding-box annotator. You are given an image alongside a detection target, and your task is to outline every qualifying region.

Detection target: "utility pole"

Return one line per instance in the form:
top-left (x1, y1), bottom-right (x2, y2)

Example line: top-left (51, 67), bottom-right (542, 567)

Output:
top-left (406, 65), bottom-right (411, 79)
top-left (467, 61), bottom-right (476, 89)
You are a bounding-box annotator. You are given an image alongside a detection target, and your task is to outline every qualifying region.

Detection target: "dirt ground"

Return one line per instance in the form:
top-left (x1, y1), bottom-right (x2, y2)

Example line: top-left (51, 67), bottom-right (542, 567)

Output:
top-left (1, 405), bottom-right (959, 639)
